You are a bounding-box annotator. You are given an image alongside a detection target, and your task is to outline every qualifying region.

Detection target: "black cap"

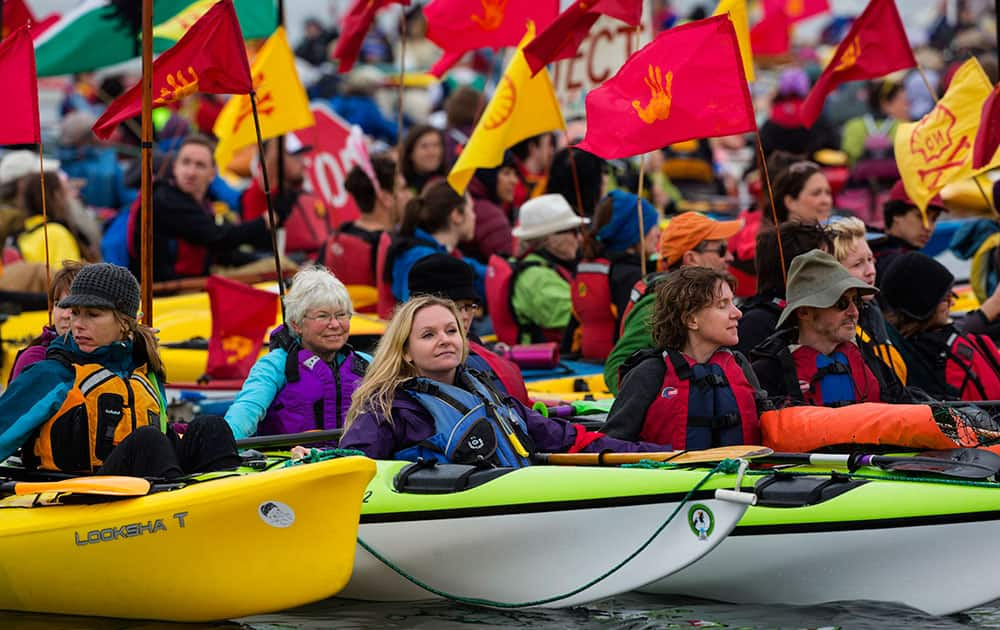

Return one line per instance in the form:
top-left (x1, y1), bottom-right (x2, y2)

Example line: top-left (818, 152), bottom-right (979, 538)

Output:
top-left (408, 254), bottom-right (478, 303)
top-left (58, 263), bottom-right (141, 319)
top-left (881, 252), bottom-right (954, 320)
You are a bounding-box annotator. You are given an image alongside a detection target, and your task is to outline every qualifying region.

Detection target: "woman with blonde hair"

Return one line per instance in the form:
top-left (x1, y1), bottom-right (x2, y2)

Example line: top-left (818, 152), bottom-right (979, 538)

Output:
top-left (0, 263), bottom-right (238, 477)
top-left (340, 295), bottom-right (656, 463)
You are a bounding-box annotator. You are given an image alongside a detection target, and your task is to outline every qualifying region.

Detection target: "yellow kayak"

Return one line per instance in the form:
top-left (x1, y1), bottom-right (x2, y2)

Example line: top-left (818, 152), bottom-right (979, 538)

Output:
top-left (0, 455), bottom-right (375, 622)
top-left (526, 373), bottom-right (613, 402)
top-left (0, 284), bottom-right (386, 385)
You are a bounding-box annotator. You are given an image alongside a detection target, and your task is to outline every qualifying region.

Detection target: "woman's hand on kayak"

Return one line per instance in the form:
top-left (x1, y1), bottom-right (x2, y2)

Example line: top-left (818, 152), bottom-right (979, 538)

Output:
top-left (290, 445), bottom-right (311, 459)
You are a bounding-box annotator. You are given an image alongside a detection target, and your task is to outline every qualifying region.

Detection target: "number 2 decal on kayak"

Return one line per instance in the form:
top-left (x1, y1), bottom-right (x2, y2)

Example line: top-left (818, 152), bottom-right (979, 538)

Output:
top-left (258, 501), bottom-right (296, 528)
top-left (687, 504), bottom-right (715, 540)
top-left (362, 490), bottom-right (372, 503)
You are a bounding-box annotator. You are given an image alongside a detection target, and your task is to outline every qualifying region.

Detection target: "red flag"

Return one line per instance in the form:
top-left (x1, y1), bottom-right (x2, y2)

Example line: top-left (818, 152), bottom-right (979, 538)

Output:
top-left (2, 0), bottom-right (34, 37)
top-left (799, 0), bottom-right (916, 128)
top-left (0, 26), bottom-right (40, 145)
top-left (92, 0), bottom-right (253, 140)
top-left (205, 276), bottom-right (279, 380)
top-left (425, 0), bottom-right (558, 77)
top-left (974, 84), bottom-right (1000, 170)
top-left (750, 6), bottom-right (791, 56)
top-left (523, 0), bottom-right (642, 75)
top-left (764, 0), bottom-right (829, 24)
top-left (577, 15), bottom-right (755, 160)
top-left (332, 0), bottom-right (409, 73)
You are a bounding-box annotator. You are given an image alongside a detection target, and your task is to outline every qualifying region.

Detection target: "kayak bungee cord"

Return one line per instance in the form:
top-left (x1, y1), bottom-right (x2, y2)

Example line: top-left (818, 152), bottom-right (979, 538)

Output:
top-left (354, 458), bottom-right (744, 608)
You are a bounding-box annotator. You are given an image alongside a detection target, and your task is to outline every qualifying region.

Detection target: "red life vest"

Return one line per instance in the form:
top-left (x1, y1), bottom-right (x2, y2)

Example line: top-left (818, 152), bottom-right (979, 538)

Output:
top-left (618, 272), bottom-right (669, 338)
top-left (375, 231), bottom-right (395, 319)
top-left (320, 231), bottom-right (375, 286)
top-left (127, 196), bottom-right (207, 278)
top-left (909, 329), bottom-right (1000, 401)
top-left (791, 342), bottom-right (882, 406)
top-left (572, 258), bottom-right (616, 360)
top-left (469, 340), bottom-right (530, 405)
top-left (639, 349), bottom-right (761, 450)
top-left (485, 254), bottom-right (570, 346)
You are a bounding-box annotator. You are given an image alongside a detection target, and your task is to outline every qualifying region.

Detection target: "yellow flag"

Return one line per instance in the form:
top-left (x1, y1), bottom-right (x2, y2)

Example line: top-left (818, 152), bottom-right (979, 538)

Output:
top-left (713, 0), bottom-right (754, 81)
top-left (213, 27), bottom-right (315, 170)
top-left (447, 23), bottom-right (566, 195)
top-left (153, 0), bottom-right (217, 42)
top-left (895, 58), bottom-right (1000, 220)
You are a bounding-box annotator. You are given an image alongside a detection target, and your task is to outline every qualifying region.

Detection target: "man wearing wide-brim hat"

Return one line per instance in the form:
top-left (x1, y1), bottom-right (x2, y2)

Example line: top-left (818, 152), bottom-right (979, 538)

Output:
top-left (750, 249), bottom-right (883, 407)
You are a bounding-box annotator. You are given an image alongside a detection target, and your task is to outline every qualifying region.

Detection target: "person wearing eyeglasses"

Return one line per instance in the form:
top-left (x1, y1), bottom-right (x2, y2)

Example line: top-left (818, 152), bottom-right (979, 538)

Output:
top-left (750, 250), bottom-right (882, 407)
top-left (505, 194), bottom-right (589, 345)
top-left (409, 253), bottom-right (530, 405)
top-left (881, 252), bottom-right (1000, 402)
top-left (603, 211), bottom-right (741, 394)
top-left (224, 266), bottom-right (369, 439)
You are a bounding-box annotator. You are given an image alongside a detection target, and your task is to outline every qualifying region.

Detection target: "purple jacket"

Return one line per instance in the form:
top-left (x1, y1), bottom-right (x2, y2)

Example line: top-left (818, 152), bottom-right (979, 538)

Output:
top-left (9, 326), bottom-right (58, 385)
top-left (340, 384), bottom-right (660, 460)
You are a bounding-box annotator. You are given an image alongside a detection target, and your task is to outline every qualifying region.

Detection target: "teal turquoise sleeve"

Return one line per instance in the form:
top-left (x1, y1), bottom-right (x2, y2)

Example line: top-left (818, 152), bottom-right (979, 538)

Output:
top-left (224, 350), bottom-right (288, 440)
top-left (0, 362), bottom-right (73, 461)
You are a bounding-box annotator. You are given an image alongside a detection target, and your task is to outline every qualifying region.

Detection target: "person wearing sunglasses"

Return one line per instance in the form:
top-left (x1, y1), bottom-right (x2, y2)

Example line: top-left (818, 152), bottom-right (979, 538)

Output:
top-left (224, 266), bottom-right (369, 439)
top-left (750, 249), bottom-right (882, 407)
top-left (881, 252), bottom-right (1000, 402)
top-left (828, 217), bottom-right (913, 403)
top-left (603, 211), bottom-right (741, 394)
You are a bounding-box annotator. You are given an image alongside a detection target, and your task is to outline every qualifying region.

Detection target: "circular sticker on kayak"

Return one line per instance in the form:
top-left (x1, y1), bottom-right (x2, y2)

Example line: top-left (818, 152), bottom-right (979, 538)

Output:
top-left (258, 501), bottom-right (296, 528)
top-left (687, 503), bottom-right (715, 540)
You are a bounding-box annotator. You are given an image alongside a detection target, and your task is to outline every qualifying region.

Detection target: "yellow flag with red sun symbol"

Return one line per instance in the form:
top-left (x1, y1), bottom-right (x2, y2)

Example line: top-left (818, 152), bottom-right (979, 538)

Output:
top-left (447, 22), bottom-right (566, 195)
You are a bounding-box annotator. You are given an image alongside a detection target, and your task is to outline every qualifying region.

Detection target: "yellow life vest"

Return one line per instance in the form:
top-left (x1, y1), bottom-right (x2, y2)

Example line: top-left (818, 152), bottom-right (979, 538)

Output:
top-left (27, 362), bottom-right (163, 473)
top-left (857, 325), bottom-right (908, 385)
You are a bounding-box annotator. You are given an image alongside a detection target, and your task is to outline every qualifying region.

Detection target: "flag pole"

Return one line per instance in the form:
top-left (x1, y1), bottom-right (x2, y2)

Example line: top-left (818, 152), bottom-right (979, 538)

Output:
top-left (567, 147), bottom-right (586, 216)
top-left (275, 0), bottom-right (286, 208)
top-left (753, 130), bottom-right (786, 286)
top-left (36, 146), bottom-right (52, 322)
top-left (392, 6), bottom-right (408, 216)
top-left (636, 154), bottom-right (648, 278)
top-left (249, 91), bottom-right (287, 321)
top-left (140, 0), bottom-right (154, 326)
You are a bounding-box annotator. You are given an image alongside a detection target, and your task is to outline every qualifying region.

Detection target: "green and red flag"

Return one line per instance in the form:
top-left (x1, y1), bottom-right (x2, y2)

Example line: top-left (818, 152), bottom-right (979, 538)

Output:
top-left (523, 0), bottom-right (642, 76)
top-left (333, 0), bottom-right (410, 73)
top-left (32, 0), bottom-right (275, 77)
top-left (92, 0), bottom-right (253, 140)
top-left (0, 26), bottom-right (40, 145)
top-left (425, 0), bottom-right (558, 77)
top-left (577, 14), bottom-right (754, 160)
top-left (799, 0), bottom-right (916, 127)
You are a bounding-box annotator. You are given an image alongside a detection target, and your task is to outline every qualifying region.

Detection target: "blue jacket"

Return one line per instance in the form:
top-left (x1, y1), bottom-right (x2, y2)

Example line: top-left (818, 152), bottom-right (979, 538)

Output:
top-left (390, 227), bottom-right (487, 302)
top-left (329, 94), bottom-right (398, 144)
top-left (0, 335), bottom-right (164, 461)
top-left (57, 146), bottom-right (133, 210)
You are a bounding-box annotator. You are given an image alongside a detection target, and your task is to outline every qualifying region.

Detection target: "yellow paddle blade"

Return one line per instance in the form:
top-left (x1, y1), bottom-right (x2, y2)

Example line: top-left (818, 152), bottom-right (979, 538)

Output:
top-left (7, 476), bottom-right (152, 497)
top-left (540, 445), bottom-right (773, 466)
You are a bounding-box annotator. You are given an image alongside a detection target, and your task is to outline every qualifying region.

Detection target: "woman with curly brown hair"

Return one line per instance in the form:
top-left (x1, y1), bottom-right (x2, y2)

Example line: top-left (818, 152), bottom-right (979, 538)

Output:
top-left (600, 266), bottom-right (763, 448)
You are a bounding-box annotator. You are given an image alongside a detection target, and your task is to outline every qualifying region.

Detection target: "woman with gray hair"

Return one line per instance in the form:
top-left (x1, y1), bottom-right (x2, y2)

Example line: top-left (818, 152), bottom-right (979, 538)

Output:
top-left (224, 266), bottom-right (369, 439)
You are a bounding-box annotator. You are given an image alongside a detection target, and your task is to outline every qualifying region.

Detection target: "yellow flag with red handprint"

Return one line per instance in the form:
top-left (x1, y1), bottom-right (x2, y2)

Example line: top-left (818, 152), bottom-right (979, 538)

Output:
top-left (447, 22), bottom-right (566, 195)
top-left (213, 27), bottom-right (315, 171)
top-left (578, 14), bottom-right (754, 160)
top-left (895, 57), bottom-right (1000, 221)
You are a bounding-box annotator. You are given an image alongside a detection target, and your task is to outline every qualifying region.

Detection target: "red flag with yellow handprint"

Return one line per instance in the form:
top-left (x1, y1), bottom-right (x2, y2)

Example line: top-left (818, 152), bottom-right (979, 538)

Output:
top-left (523, 0), bottom-right (642, 76)
top-left (577, 15), bottom-right (754, 160)
top-left (204, 275), bottom-right (279, 380)
top-left (799, 0), bottom-right (915, 128)
top-left (0, 26), bottom-right (40, 145)
top-left (92, 0), bottom-right (253, 140)
top-left (425, 0), bottom-right (558, 77)
top-left (333, 0), bottom-right (409, 73)
top-left (764, 0), bottom-right (829, 24)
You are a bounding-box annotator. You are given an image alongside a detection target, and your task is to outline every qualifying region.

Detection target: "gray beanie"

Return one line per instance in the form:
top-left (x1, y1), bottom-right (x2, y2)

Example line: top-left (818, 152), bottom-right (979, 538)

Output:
top-left (58, 263), bottom-right (141, 319)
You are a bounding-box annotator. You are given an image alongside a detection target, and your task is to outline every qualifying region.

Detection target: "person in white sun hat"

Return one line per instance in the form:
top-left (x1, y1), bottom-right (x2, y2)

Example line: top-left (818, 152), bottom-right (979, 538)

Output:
top-left (507, 193), bottom-right (589, 345)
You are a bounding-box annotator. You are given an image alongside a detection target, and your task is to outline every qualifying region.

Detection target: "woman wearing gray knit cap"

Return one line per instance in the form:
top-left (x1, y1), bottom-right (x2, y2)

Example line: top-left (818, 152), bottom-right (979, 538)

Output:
top-left (0, 263), bottom-right (239, 478)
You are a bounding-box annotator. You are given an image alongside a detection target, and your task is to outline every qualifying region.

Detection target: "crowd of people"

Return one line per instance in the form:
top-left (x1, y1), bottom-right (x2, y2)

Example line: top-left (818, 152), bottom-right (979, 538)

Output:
top-left (0, 1), bottom-right (999, 476)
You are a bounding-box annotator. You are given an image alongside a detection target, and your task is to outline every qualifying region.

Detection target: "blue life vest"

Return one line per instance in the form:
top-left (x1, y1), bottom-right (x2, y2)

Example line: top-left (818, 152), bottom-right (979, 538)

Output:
top-left (395, 368), bottom-right (533, 468)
